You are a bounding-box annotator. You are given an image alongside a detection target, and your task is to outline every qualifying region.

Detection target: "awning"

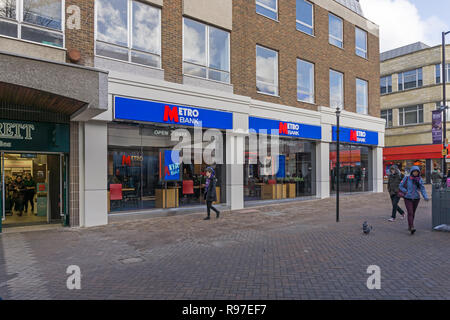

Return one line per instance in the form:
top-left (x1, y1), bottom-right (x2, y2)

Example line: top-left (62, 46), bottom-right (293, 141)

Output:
top-left (383, 144), bottom-right (448, 161)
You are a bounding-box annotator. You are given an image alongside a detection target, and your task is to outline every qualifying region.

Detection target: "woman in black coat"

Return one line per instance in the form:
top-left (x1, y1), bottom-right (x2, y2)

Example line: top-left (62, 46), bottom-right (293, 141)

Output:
top-left (387, 165), bottom-right (405, 222)
top-left (203, 167), bottom-right (220, 220)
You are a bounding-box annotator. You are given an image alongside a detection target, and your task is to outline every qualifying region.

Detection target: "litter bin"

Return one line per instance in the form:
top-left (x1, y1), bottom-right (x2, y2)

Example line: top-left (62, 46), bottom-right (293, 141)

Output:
top-left (432, 184), bottom-right (450, 230)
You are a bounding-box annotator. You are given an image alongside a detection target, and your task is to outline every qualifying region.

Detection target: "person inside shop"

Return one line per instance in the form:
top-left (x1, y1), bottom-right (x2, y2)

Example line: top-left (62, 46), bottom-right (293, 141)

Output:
top-left (12, 175), bottom-right (26, 217)
top-left (431, 168), bottom-right (443, 185)
top-left (5, 176), bottom-right (13, 215)
top-left (387, 165), bottom-right (405, 222)
top-left (203, 167), bottom-right (220, 220)
top-left (399, 166), bottom-right (430, 235)
top-left (24, 173), bottom-right (36, 215)
top-left (109, 169), bottom-right (123, 185)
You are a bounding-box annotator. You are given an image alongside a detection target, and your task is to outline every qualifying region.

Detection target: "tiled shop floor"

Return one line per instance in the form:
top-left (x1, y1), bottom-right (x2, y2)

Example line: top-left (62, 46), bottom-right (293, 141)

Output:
top-left (0, 188), bottom-right (449, 300)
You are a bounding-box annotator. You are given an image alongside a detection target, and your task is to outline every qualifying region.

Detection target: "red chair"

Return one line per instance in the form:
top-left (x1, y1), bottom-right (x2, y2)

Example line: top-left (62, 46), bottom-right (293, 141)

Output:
top-left (268, 179), bottom-right (276, 185)
top-left (110, 184), bottom-right (123, 210)
top-left (182, 180), bottom-right (194, 204)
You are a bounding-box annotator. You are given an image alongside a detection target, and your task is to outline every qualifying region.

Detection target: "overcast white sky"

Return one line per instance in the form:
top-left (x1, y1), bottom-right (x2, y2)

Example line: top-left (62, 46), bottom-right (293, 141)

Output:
top-left (360, 0), bottom-right (450, 53)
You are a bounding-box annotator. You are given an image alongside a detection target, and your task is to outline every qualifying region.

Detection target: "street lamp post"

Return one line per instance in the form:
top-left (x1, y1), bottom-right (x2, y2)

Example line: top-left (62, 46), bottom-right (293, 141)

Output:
top-left (442, 31), bottom-right (450, 177)
top-left (336, 107), bottom-right (341, 223)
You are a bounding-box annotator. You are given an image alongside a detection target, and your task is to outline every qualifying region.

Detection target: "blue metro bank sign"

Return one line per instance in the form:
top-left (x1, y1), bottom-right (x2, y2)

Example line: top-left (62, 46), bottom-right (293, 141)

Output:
top-left (332, 126), bottom-right (379, 146)
top-left (114, 96), bottom-right (233, 130)
top-left (249, 117), bottom-right (322, 140)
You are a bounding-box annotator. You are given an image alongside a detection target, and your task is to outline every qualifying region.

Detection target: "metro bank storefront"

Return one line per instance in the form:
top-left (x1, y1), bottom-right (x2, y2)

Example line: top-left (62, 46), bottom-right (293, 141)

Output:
top-left (103, 93), bottom-right (385, 216)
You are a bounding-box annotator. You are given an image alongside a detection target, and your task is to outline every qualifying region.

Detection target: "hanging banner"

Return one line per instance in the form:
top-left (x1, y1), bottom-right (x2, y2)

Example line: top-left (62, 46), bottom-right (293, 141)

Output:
top-left (432, 110), bottom-right (443, 145)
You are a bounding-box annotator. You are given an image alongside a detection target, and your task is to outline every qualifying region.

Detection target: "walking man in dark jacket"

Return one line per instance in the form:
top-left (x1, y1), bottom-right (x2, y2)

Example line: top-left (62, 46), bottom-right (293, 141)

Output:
top-left (387, 165), bottom-right (405, 222)
top-left (203, 167), bottom-right (220, 220)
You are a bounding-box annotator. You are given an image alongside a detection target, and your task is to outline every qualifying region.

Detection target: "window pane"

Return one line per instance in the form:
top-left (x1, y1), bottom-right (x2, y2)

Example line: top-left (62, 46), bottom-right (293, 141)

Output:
top-left (0, 20), bottom-right (17, 37)
top-left (356, 79), bottom-right (368, 114)
top-left (97, 0), bottom-right (128, 47)
top-left (405, 109), bottom-right (417, 124)
top-left (329, 14), bottom-right (342, 46)
top-left (296, 0), bottom-right (313, 27)
top-left (399, 109), bottom-right (404, 125)
top-left (208, 69), bottom-right (230, 83)
top-left (256, 0), bottom-right (277, 20)
top-left (131, 51), bottom-right (160, 68)
top-left (355, 28), bottom-right (367, 58)
top-left (23, 0), bottom-right (62, 30)
top-left (403, 70), bottom-right (417, 89)
top-left (21, 25), bottom-right (62, 46)
top-left (183, 18), bottom-right (206, 66)
top-left (257, 0), bottom-right (276, 10)
top-left (329, 37), bottom-right (342, 48)
top-left (0, 0), bottom-right (16, 19)
top-left (297, 59), bottom-right (314, 103)
top-left (329, 70), bottom-right (343, 109)
top-left (296, 22), bottom-right (313, 35)
top-left (256, 83), bottom-right (277, 95)
top-left (436, 64), bottom-right (441, 83)
top-left (256, 45), bottom-right (277, 85)
top-left (209, 26), bottom-right (229, 72)
top-left (96, 41), bottom-right (128, 61)
top-left (183, 62), bottom-right (207, 79)
top-left (132, 1), bottom-right (160, 55)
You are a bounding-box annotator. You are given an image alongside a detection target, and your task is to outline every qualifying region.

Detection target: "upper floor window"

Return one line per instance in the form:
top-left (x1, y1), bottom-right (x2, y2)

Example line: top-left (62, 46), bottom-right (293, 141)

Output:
top-left (380, 75), bottom-right (392, 94)
top-left (96, 0), bottom-right (161, 68)
top-left (355, 27), bottom-right (367, 58)
top-left (0, 0), bottom-right (63, 47)
top-left (356, 78), bottom-right (368, 115)
top-left (329, 69), bottom-right (344, 109)
top-left (329, 13), bottom-right (343, 48)
top-left (398, 68), bottom-right (422, 91)
top-left (297, 59), bottom-right (314, 103)
top-left (435, 64), bottom-right (450, 84)
top-left (183, 18), bottom-right (230, 83)
top-left (296, 0), bottom-right (313, 36)
top-left (399, 105), bottom-right (423, 126)
top-left (256, 0), bottom-right (277, 21)
top-left (256, 45), bottom-right (278, 96)
top-left (381, 109), bottom-right (393, 128)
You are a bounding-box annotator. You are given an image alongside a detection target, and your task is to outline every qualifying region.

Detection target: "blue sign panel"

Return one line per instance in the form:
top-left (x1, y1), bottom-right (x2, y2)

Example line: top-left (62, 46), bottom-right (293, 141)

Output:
top-left (163, 150), bottom-right (180, 181)
top-left (249, 117), bottom-right (322, 140)
top-left (276, 155), bottom-right (286, 178)
top-left (114, 96), bottom-right (233, 130)
top-left (332, 126), bottom-right (379, 146)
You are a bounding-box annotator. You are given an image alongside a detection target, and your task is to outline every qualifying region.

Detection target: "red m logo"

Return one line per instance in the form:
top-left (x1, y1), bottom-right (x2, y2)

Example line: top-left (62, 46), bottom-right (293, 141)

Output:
top-left (163, 105), bottom-right (179, 122)
top-left (350, 130), bottom-right (357, 142)
top-left (279, 122), bottom-right (288, 135)
top-left (122, 155), bottom-right (131, 166)
top-left (165, 165), bottom-right (171, 177)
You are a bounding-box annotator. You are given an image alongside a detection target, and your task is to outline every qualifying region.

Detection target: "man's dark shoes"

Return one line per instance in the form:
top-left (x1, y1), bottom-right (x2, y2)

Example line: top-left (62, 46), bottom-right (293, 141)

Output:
top-left (204, 216), bottom-right (210, 220)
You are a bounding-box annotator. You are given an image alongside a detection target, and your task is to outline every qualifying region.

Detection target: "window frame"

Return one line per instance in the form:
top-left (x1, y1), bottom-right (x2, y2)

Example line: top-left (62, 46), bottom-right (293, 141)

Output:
top-left (356, 78), bottom-right (368, 115)
top-left (380, 75), bottom-right (392, 95)
top-left (256, 44), bottom-right (279, 96)
top-left (398, 68), bottom-right (422, 91)
top-left (296, 0), bottom-right (314, 36)
top-left (297, 58), bottom-right (315, 104)
top-left (381, 109), bottom-right (393, 128)
top-left (398, 105), bottom-right (424, 126)
top-left (182, 17), bottom-right (231, 84)
top-left (329, 69), bottom-right (344, 110)
top-left (94, 0), bottom-right (162, 69)
top-left (435, 63), bottom-right (450, 84)
top-left (328, 13), bottom-right (343, 48)
top-left (0, 0), bottom-right (65, 48)
top-left (256, 0), bottom-right (278, 21)
top-left (355, 27), bottom-right (367, 59)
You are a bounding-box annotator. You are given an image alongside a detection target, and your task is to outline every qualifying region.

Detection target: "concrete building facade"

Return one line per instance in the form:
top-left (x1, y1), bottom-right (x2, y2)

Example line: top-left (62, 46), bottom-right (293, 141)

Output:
top-left (380, 42), bottom-right (450, 183)
top-left (0, 0), bottom-right (384, 231)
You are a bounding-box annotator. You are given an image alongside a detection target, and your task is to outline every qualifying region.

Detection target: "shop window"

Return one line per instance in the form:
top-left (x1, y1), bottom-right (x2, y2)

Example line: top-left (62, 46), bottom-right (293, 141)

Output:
top-left (399, 105), bottom-right (424, 126)
top-left (329, 69), bottom-right (344, 110)
top-left (355, 27), bottom-right (367, 58)
top-left (96, 0), bottom-right (161, 68)
top-left (329, 13), bottom-right (343, 48)
top-left (256, 45), bottom-right (279, 96)
top-left (380, 75), bottom-right (392, 94)
top-left (356, 78), bottom-right (368, 115)
top-left (398, 68), bottom-right (422, 91)
top-left (0, 0), bottom-right (64, 47)
top-left (183, 18), bottom-right (230, 83)
top-left (297, 59), bottom-right (314, 103)
top-left (381, 109), bottom-right (393, 128)
top-left (296, 0), bottom-right (313, 36)
top-left (435, 63), bottom-right (450, 84)
top-left (256, 0), bottom-right (277, 21)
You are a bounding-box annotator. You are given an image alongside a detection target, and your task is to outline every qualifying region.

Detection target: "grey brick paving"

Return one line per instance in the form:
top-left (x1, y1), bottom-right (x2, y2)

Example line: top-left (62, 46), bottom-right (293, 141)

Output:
top-left (0, 188), bottom-right (449, 300)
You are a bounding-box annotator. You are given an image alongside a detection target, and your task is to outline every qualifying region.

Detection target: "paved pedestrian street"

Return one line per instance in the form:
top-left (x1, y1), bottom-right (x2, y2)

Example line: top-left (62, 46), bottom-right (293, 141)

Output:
top-left (0, 188), bottom-right (449, 300)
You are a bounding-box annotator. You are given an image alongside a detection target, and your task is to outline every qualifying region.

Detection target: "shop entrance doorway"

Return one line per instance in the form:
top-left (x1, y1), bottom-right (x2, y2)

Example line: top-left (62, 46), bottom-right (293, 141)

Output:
top-left (0, 152), bottom-right (68, 229)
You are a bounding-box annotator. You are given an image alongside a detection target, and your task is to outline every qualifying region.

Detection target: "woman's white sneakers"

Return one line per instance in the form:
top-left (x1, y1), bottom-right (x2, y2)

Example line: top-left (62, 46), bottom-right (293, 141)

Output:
top-left (388, 218), bottom-right (395, 222)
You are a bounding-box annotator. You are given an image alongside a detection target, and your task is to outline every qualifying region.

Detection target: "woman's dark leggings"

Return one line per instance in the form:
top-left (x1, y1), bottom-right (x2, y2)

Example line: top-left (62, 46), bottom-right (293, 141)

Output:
top-left (206, 201), bottom-right (219, 217)
top-left (404, 198), bottom-right (420, 230)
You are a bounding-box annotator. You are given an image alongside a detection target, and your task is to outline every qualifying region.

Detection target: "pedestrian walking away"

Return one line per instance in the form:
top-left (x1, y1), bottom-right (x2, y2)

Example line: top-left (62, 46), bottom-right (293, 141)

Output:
top-left (399, 166), bottom-right (430, 235)
top-left (203, 167), bottom-right (220, 220)
top-left (387, 165), bottom-right (405, 222)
